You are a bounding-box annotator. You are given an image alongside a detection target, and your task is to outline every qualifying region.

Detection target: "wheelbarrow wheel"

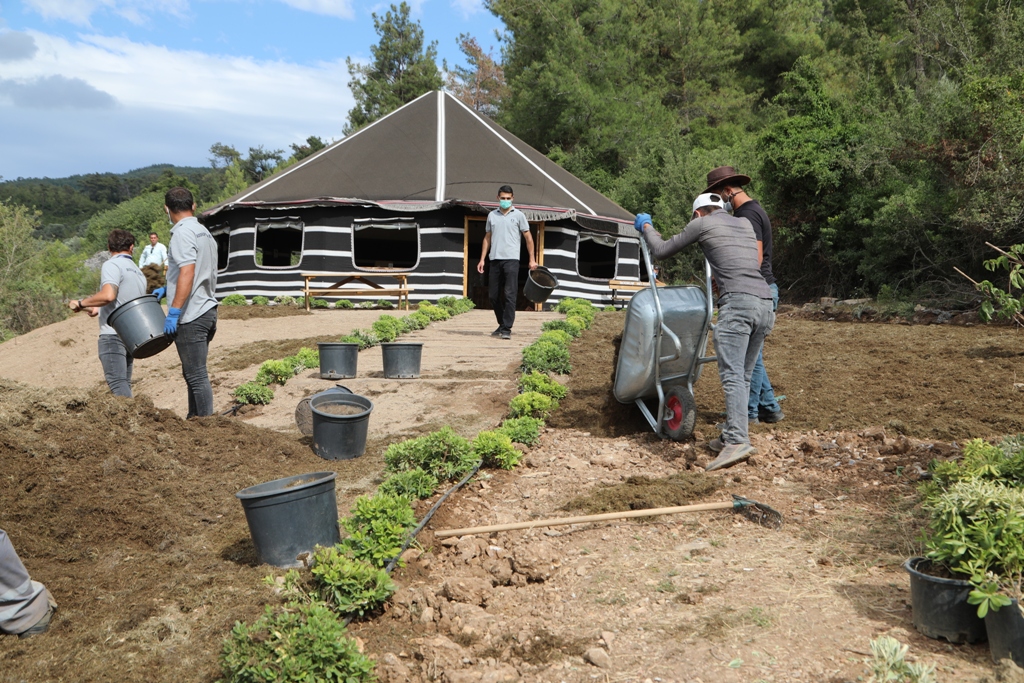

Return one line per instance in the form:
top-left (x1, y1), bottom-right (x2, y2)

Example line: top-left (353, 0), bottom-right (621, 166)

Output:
top-left (662, 386), bottom-right (696, 441)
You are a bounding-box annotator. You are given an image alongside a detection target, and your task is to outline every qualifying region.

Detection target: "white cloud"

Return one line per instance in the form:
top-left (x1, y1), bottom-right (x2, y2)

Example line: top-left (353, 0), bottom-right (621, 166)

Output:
top-left (450, 0), bottom-right (482, 19)
top-left (0, 74), bottom-right (116, 108)
top-left (0, 31), bottom-right (39, 61)
top-left (277, 0), bottom-right (354, 20)
top-left (23, 0), bottom-right (189, 26)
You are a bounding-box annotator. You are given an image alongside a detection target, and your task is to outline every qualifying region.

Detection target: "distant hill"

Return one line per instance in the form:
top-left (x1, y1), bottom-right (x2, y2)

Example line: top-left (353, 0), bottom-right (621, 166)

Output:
top-left (0, 164), bottom-right (223, 239)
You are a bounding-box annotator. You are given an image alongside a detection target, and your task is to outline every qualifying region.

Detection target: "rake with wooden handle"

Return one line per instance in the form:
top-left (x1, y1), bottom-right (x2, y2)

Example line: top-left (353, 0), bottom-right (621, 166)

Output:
top-left (434, 494), bottom-right (783, 539)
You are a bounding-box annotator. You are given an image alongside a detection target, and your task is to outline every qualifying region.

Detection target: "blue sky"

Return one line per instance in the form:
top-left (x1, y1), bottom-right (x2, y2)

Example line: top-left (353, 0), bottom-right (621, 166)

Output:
top-left (0, 0), bottom-right (506, 180)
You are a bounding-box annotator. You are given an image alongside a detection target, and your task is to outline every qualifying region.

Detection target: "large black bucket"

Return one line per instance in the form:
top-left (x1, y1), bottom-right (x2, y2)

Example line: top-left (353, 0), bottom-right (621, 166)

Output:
top-left (107, 294), bottom-right (173, 359)
top-left (381, 342), bottom-right (423, 379)
top-left (310, 390), bottom-right (373, 460)
top-left (295, 385), bottom-right (353, 437)
top-left (524, 266), bottom-right (558, 304)
top-left (905, 557), bottom-right (987, 644)
top-left (235, 471), bottom-right (342, 568)
top-left (986, 599), bottom-right (1024, 664)
top-left (318, 342), bottom-right (358, 379)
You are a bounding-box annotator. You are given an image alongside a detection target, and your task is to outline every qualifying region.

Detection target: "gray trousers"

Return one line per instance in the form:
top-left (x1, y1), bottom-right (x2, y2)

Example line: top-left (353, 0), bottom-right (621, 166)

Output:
top-left (714, 293), bottom-right (775, 445)
top-left (99, 334), bottom-right (133, 398)
top-left (0, 529), bottom-right (53, 635)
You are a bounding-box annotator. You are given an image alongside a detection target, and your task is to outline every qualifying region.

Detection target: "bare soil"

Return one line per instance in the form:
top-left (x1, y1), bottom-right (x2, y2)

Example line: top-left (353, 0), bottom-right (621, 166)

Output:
top-left (2, 309), bottom-right (1023, 682)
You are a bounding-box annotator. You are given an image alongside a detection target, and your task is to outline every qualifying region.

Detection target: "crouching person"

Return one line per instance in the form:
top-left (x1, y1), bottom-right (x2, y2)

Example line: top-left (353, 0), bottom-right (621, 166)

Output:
top-left (634, 193), bottom-right (774, 471)
top-left (0, 529), bottom-right (56, 639)
top-left (68, 229), bottom-right (147, 397)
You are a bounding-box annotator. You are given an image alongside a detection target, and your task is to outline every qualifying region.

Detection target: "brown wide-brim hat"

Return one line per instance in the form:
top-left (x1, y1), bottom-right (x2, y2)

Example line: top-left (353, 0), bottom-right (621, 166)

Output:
top-left (703, 166), bottom-right (751, 194)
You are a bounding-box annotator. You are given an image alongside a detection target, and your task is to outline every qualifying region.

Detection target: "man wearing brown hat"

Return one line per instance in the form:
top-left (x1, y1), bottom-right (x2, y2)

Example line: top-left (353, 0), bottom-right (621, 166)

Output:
top-left (705, 166), bottom-right (785, 425)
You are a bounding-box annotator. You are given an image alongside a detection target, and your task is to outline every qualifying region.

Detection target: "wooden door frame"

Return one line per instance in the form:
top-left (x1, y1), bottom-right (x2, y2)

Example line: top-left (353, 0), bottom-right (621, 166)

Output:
top-left (462, 217), bottom-right (545, 303)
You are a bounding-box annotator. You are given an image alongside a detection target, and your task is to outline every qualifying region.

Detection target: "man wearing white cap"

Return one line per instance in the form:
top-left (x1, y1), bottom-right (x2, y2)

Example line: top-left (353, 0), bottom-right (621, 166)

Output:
top-left (634, 193), bottom-right (774, 471)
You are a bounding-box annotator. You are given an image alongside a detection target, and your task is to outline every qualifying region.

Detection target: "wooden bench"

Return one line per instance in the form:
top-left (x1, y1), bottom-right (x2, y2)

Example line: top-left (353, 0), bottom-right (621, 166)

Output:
top-left (609, 279), bottom-right (650, 307)
top-left (302, 272), bottom-right (413, 311)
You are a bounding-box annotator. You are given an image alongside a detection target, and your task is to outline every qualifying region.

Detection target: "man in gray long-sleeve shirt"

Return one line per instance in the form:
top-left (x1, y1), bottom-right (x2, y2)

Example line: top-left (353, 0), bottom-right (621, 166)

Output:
top-left (635, 193), bottom-right (775, 471)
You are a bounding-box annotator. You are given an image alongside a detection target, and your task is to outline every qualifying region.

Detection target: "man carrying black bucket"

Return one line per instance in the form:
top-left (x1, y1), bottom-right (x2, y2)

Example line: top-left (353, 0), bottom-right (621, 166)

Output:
top-left (68, 229), bottom-right (147, 397)
top-left (152, 187), bottom-right (219, 418)
top-left (635, 194), bottom-right (774, 472)
top-left (477, 185), bottom-right (538, 340)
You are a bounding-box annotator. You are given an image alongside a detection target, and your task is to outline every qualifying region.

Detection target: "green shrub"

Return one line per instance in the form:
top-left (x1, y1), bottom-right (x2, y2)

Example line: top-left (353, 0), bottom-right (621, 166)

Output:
top-left (233, 381), bottom-right (274, 405)
top-left (498, 416), bottom-right (544, 446)
top-left (274, 295), bottom-right (298, 306)
top-left (418, 301), bottom-right (451, 321)
top-left (219, 603), bottom-right (374, 683)
top-left (556, 297), bottom-right (594, 315)
top-left (537, 329), bottom-right (572, 348)
top-left (371, 314), bottom-right (403, 343)
top-left (399, 312), bottom-right (430, 332)
top-left (311, 547), bottom-right (396, 618)
top-left (519, 370), bottom-right (568, 400)
top-left (310, 298), bottom-right (329, 309)
top-left (509, 391), bottom-right (558, 419)
top-left (335, 299), bottom-right (355, 309)
top-left (255, 359), bottom-right (295, 386)
top-left (472, 430), bottom-right (520, 470)
top-left (375, 299), bottom-right (395, 310)
top-left (221, 293), bottom-right (247, 306)
top-left (566, 313), bottom-right (591, 330)
top-left (252, 295), bottom-right (269, 306)
top-left (542, 318), bottom-right (584, 338)
top-left (522, 340), bottom-right (571, 374)
top-left (379, 468), bottom-right (439, 499)
top-left (436, 296), bottom-right (474, 316)
top-left (925, 438), bottom-right (1024, 494)
top-left (292, 347), bottom-right (319, 369)
top-left (384, 426), bottom-right (477, 481)
top-left (344, 329), bottom-right (379, 349)
top-left (340, 493), bottom-right (416, 568)
top-left (603, 305), bottom-right (616, 312)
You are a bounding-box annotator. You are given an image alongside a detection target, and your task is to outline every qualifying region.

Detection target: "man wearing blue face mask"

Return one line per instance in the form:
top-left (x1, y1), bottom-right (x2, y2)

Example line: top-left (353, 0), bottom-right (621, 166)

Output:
top-left (477, 185), bottom-right (538, 339)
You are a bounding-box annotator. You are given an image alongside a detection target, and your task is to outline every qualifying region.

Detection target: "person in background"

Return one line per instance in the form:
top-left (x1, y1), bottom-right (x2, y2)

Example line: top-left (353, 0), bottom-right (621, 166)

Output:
top-left (0, 529), bottom-right (56, 639)
top-left (477, 185), bottom-right (538, 339)
top-left (68, 229), bottom-right (147, 397)
top-left (152, 187), bottom-right (219, 418)
top-left (705, 166), bottom-right (785, 424)
top-left (635, 193), bottom-right (775, 471)
top-left (138, 231), bottom-right (169, 295)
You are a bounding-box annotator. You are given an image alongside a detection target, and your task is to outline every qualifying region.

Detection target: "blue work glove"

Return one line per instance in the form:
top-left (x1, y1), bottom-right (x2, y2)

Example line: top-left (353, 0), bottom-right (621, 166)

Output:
top-left (164, 307), bottom-right (181, 336)
top-left (152, 287), bottom-right (166, 302)
top-left (634, 213), bottom-right (652, 232)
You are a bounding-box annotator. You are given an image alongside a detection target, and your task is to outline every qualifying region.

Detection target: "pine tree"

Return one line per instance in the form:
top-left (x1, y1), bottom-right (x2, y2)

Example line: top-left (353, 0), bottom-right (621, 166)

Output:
top-left (344, 2), bottom-right (442, 134)
top-left (446, 34), bottom-right (507, 117)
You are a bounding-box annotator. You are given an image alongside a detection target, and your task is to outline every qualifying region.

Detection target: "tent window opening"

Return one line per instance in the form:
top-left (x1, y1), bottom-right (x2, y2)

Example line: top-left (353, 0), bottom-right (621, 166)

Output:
top-left (215, 233), bottom-right (230, 271)
top-left (255, 221), bottom-right (304, 268)
top-left (352, 222), bottom-right (419, 270)
top-left (577, 234), bottom-right (617, 280)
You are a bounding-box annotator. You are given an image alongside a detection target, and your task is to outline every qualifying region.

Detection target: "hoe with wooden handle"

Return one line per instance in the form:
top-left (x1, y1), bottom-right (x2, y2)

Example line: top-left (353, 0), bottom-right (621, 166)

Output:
top-left (434, 494), bottom-right (783, 538)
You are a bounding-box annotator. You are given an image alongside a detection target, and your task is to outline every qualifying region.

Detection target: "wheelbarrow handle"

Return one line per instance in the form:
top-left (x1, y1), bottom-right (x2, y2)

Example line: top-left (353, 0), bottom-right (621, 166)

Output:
top-left (659, 323), bottom-right (682, 363)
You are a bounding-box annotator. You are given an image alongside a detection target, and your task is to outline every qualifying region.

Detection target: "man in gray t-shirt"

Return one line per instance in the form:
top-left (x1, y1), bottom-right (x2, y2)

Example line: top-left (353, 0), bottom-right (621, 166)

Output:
top-left (636, 193), bottom-right (774, 472)
top-left (68, 229), bottom-right (147, 397)
top-left (476, 185), bottom-right (538, 339)
top-left (152, 187), bottom-right (219, 418)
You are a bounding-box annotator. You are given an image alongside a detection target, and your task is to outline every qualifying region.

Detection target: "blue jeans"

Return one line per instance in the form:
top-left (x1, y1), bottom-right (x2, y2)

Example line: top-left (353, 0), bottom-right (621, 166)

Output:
top-left (748, 283), bottom-right (781, 419)
top-left (714, 293), bottom-right (775, 445)
top-left (98, 334), bottom-right (133, 397)
top-left (175, 307), bottom-right (217, 418)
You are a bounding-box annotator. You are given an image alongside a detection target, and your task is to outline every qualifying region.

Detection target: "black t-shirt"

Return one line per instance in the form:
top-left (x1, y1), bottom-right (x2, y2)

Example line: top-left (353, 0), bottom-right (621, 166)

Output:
top-left (734, 199), bottom-right (775, 286)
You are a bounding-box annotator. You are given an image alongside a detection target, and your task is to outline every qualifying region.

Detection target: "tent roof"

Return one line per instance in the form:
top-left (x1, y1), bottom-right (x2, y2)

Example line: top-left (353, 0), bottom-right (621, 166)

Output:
top-left (202, 91), bottom-right (634, 235)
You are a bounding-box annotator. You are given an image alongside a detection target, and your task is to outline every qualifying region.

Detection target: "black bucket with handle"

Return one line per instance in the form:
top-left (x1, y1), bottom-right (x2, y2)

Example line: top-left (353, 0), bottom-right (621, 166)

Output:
top-left (524, 266), bottom-right (558, 304)
top-left (107, 294), bottom-right (173, 359)
top-left (310, 389), bottom-right (373, 460)
top-left (317, 342), bottom-right (358, 379)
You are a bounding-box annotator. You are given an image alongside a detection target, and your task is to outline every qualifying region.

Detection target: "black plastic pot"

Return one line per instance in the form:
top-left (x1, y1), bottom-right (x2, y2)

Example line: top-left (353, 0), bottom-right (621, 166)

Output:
top-left (317, 342), bottom-right (358, 379)
top-left (905, 557), bottom-right (987, 644)
top-left (524, 266), bottom-right (558, 304)
top-left (235, 471), bottom-right (342, 568)
top-left (310, 390), bottom-right (373, 460)
top-left (986, 599), bottom-right (1024, 664)
top-left (381, 342), bottom-right (423, 379)
top-left (295, 384), bottom-right (352, 438)
top-left (107, 294), bottom-right (173, 359)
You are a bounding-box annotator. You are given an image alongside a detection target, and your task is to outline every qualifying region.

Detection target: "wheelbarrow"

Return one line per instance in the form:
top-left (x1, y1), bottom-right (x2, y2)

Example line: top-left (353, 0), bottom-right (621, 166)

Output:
top-left (612, 237), bottom-right (717, 440)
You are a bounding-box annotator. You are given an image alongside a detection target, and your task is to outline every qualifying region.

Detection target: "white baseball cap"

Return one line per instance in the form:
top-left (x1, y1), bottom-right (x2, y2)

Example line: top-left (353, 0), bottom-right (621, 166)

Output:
top-left (692, 193), bottom-right (725, 213)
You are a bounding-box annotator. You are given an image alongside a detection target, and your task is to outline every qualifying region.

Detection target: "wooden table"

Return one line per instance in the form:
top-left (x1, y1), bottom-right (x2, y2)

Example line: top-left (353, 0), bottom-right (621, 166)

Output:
top-left (301, 272), bottom-right (413, 311)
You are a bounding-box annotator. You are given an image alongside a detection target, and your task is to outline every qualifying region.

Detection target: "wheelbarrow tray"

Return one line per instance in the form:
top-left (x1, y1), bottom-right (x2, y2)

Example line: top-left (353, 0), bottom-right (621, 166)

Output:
top-left (613, 284), bottom-right (712, 404)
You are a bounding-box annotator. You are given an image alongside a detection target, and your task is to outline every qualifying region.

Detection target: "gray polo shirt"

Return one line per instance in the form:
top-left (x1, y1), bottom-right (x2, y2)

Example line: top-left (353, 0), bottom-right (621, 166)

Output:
top-left (167, 216), bottom-right (219, 324)
top-left (485, 207), bottom-right (529, 261)
top-left (99, 254), bottom-right (147, 336)
top-left (643, 209), bottom-right (771, 299)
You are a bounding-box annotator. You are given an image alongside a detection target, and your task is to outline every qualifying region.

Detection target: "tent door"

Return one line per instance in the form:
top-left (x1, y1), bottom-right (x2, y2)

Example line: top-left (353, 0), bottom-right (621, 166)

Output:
top-left (463, 218), bottom-right (543, 311)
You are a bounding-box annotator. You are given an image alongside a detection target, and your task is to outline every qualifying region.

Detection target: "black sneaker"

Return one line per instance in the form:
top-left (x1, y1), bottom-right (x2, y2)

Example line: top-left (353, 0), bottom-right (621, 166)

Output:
top-left (759, 409), bottom-right (785, 424)
top-left (490, 328), bottom-right (502, 337)
top-left (18, 604), bottom-right (55, 639)
top-left (500, 331), bottom-right (511, 340)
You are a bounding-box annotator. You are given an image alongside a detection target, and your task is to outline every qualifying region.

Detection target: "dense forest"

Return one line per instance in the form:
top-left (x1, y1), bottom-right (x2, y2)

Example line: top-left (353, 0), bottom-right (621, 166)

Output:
top-left (2, 0), bottom-right (1022, 339)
